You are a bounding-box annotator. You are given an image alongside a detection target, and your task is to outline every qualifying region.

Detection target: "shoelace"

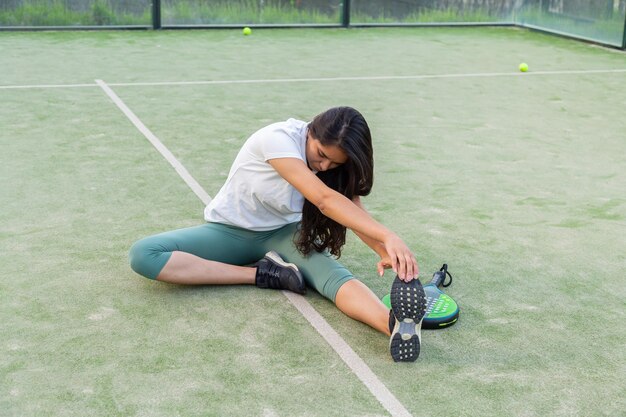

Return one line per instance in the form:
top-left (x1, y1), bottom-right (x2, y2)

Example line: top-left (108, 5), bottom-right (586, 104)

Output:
top-left (266, 263), bottom-right (282, 288)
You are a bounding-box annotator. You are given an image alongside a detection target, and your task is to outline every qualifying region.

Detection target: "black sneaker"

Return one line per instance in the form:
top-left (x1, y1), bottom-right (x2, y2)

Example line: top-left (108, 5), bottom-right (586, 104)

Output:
top-left (388, 310), bottom-right (396, 334)
top-left (254, 251), bottom-right (306, 295)
top-left (389, 276), bottom-right (427, 362)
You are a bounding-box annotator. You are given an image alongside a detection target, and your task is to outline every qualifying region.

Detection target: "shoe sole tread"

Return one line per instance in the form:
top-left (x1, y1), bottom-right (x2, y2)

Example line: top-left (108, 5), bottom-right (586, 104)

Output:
top-left (389, 277), bottom-right (426, 362)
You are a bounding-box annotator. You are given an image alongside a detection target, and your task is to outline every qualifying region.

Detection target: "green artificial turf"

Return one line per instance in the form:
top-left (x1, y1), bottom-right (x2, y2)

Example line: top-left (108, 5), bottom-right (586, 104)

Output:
top-left (1, 27), bottom-right (625, 416)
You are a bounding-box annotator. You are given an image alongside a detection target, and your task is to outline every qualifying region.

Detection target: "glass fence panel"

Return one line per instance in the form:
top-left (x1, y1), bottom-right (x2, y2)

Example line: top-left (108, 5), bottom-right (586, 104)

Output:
top-left (161, 0), bottom-right (342, 26)
top-left (0, 0), bottom-right (624, 48)
top-left (351, 0), bottom-right (516, 24)
top-left (0, 0), bottom-right (151, 27)
top-left (515, 0), bottom-right (626, 47)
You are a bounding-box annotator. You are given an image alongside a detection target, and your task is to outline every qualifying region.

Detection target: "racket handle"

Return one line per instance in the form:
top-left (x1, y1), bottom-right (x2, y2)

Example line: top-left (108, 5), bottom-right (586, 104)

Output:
top-left (430, 271), bottom-right (446, 287)
top-left (430, 264), bottom-right (451, 287)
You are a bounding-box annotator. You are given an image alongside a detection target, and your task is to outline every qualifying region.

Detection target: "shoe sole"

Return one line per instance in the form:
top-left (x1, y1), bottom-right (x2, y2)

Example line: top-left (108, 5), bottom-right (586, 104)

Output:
top-left (264, 251), bottom-right (306, 294)
top-left (389, 277), bottom-right (427, 362)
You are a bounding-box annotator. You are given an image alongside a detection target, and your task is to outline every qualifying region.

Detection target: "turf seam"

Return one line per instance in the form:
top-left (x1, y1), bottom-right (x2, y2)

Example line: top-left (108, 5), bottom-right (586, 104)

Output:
top-left (95, 79), bottom-right (413, 417)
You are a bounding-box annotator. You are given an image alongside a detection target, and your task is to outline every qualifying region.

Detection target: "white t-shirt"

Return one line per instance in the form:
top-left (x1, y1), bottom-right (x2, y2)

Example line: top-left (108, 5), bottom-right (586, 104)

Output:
top-left (204, 118), bottom-right (309, 231)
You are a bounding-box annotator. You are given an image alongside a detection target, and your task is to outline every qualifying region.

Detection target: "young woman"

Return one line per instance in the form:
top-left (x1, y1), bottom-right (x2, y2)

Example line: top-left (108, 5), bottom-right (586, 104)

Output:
top-left (129, 107), bottom-right (427, 362)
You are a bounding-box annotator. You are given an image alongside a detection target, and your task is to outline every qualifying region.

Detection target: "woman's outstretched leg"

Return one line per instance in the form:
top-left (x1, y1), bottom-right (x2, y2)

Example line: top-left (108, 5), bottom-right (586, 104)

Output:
top-left (335, 278), bottom-right (427, 362)
top-left (334, 279), bottom-right (392, 336)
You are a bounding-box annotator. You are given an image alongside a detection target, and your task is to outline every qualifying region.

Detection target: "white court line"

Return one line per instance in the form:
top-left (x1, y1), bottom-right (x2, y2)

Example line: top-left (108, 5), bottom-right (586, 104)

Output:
top-left (96, 79), bottom-right (212, 205)
top-left (96, 79), bottom-right (413, 417)
top-left (284, 291), bottom-right (413, 417)
top-left (0, 83), bottom-right (96, 89)
top-left (2, 68), bottom-right (625, 90)
top-left (104, 68), bottom-right (626, 87)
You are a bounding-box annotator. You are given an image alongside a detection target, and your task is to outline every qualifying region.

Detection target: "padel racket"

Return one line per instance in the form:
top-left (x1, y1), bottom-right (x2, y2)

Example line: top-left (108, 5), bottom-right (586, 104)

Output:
top-left (382, 263), bottom-right (459, 329)
top-left (422, 264), bottom-right (459, 329)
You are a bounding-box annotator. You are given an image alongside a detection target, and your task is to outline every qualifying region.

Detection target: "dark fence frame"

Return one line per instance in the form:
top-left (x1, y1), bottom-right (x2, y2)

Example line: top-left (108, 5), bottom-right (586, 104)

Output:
top-left (0, 0), bottom-right (624, 50)
top-left (622, 8), bottom-right (626, 49)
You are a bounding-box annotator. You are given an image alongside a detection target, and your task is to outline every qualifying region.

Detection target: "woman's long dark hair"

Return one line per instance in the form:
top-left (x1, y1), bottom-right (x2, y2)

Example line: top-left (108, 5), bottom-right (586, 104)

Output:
top-left (296, 107), bottom-right (374, 258)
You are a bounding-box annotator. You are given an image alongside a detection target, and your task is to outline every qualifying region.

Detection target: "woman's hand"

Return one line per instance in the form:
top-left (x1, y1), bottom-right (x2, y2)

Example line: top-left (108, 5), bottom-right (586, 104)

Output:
top-left (382, 233), bottom-right (419, 282)
top-left (376, 256), bottom-right (394, 277)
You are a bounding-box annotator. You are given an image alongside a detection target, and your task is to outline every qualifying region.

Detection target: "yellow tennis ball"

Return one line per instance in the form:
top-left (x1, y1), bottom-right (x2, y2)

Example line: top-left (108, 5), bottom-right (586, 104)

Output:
top-left (519, 62), bottom-right (529, 72)
top-left (242, 27), bottom-right (252, 36)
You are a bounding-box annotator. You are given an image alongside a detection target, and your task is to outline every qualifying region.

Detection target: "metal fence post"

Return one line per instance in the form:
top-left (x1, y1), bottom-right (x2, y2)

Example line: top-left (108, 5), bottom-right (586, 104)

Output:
top-left (342, 0), bottom-right (351, 28)
top-left (622, 11), bottom-right (626, 49)
top-left (152, 0), bottom-right (162, 29)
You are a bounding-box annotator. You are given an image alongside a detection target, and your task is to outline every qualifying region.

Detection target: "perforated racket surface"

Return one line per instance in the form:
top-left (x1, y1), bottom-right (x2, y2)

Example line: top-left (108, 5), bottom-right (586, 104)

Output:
top-left (422, 284), bottom-right (459, 329)
top-left (422, 264), bottom-right (458, 329)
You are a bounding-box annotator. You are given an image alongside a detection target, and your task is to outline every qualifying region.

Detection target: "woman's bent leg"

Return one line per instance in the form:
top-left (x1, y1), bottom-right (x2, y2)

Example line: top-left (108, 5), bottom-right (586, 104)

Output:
top-left (156, 252), bottom-right (256, 285)
top-left (129, 223), bottom-right (266, 285)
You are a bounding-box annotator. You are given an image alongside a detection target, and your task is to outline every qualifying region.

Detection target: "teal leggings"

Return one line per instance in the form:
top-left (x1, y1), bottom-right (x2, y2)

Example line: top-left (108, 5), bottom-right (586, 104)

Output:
top-left (129, 222), bottom-right (354, 302)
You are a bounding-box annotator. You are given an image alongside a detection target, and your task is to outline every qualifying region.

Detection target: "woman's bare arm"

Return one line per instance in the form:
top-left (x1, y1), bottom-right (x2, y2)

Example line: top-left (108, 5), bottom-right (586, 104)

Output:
top-left (268, 157), bottom-right (417, 280)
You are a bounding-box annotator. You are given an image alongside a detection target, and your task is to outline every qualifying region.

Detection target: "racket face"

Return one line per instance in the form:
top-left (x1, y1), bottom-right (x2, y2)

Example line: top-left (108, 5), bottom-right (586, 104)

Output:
top-left (423, 284), bottom-right (459, 329)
